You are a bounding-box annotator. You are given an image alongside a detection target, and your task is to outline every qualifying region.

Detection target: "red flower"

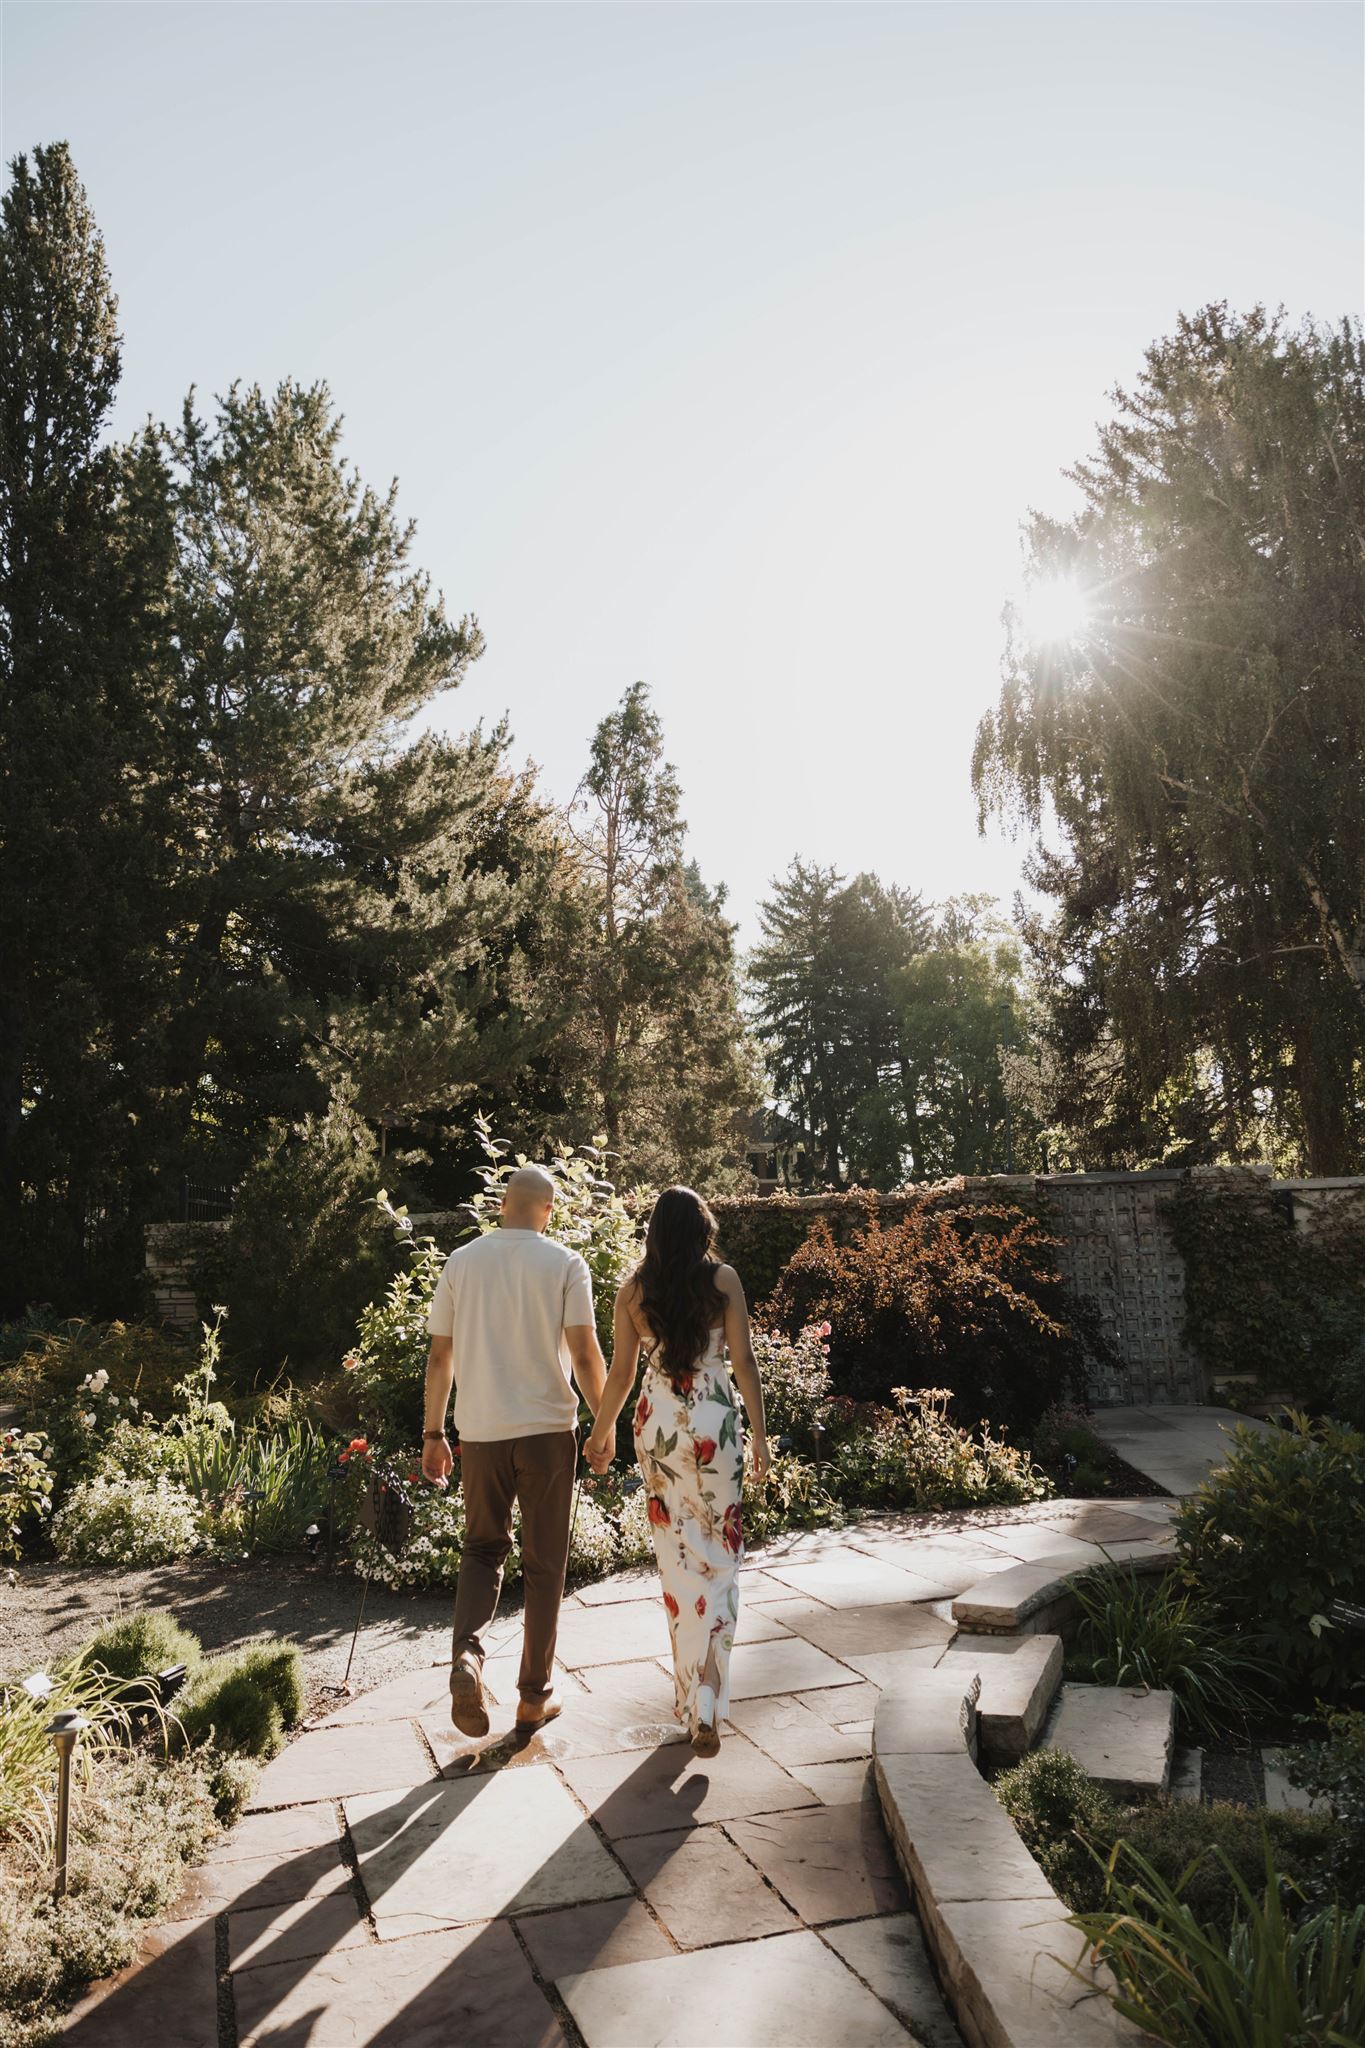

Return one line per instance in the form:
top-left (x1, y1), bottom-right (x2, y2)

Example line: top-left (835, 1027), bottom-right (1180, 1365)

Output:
top-left (347, 1437), bottom-right (368, 1455)
top-left (647, 1496), bottom-right (670, 1529)
top-left (693, 1437), bottom-right (717, 1467)
top-left (675, 1373), bottom-right (695, 1397)
top-left (722, 1503), bottom-right (743, 1555)
top-left (695, 1594), bottom-right (706, 1617)
top-left (663, 1590), bottom-right (679, 1619)
top-left (453, 1444), bottom-right (462, 1458)
top-left (634, 1393), bottom-right (652, 1432)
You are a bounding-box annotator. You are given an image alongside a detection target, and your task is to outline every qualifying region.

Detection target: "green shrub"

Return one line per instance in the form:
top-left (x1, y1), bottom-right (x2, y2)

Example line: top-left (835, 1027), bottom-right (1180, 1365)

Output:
top-left (1067, 1559), bottom-right (1273, 1739)
top-left (994, 1748), bottom-right (1122, 1913)
top-left (0, 1428), bottom-right (52, 1560)
top-left (0, 1749), bottom-right (217, 2048)
top-left (1175, 1413), bottom-right (1365, 1704)
top-left (739, 1450), bottom-right (842, 1548)
top-left (80, 1610), bottom-right (203, 1693)
top-left (821, 1388), bottom-right (1050, 1512)
top-left (1119, 1801), bottom-right (1336, 1937)
top-left (1288, 1708), bottom-right (1365, 1908)
top-left (764, 1196), bottom-right (1090, 1430)
top-left (174, 1415), bottom-right (336, 1553)
top-left (0, 1319), bottom-right (195, 1484)
top-left (200, 1748), bottom-right (258, 1825)
top-left (172, 1640), bottom-right (303, 1759)
top-left (1070, 1838), bottom-right (1365, 2048)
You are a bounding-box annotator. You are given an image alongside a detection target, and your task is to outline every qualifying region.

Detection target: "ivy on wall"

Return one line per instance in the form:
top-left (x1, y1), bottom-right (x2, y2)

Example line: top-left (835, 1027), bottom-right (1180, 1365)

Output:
top-left (1169, 1171), bottom-right (1365, 1422)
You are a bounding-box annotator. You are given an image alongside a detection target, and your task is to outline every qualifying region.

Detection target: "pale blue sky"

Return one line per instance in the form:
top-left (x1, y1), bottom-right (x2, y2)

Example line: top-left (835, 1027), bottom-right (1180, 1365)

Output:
top-left (5, 1), bottom-right (1362, 941)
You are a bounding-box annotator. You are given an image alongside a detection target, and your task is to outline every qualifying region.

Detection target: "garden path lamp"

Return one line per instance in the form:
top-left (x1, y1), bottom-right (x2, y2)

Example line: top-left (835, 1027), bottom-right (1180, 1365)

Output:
top-left (44, 1709), bottom-right (89, 1898)
top-left (242, 1485), bottom-right (266, 1552)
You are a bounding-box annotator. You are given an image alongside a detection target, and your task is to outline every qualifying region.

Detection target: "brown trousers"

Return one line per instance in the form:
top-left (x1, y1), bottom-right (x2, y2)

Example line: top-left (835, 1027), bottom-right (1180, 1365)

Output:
top-left (452, 1430), bottom-right (576, 1702)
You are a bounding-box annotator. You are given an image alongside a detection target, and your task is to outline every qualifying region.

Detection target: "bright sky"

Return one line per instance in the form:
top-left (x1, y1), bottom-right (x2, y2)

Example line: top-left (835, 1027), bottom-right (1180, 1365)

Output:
top-left (5, 2), bottom-right (1362, 944)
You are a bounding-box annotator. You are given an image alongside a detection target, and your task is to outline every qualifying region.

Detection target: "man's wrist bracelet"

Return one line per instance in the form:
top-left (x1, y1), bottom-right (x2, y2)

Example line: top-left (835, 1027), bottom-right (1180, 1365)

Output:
top-left (423, 1429), bottom-right (449, 1441)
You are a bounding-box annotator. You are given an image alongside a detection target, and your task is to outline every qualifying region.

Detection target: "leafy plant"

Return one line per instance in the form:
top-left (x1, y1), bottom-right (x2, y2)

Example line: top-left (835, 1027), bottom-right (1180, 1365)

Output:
top-left (1067, 1557), bottom-right (1274, 1738)
top-left (172, 1640), bottom-right (304, 1759)
top-left (994, 1747), bottom-right (1121, 1913)
top-left (1175, 1413), bottom-right (1365, 1703)
top-left (174, 1416), bottom-right (336, 1553)
top-left (764, 1195), bottom-right (1090, 1429)
top-left (0, 1428), bottom-right (52, 1560)
top-left (80, 1610), bottom-right (203, 1693)
top-left (1289, 1708), bottom-right (1365, 1908)
top-left (0, 1747), bottom-right (218, 2048)
top-left (1070, 1838), bottom-right (1365, 2048)
top-left (0, 1319), bottom-right (192, 1485)
top-left (0, 1660), bottom-right (149, 1856)
top-left (739, 1449), bottom-right (842, 1547)
top-left (821, 1388), bottom-right (1049, 1513)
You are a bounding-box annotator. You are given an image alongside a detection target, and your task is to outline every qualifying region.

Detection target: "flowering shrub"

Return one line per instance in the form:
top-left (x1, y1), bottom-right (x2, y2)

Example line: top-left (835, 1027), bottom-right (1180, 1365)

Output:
top-left (821, 1388), bottom-right (1049, 1512)
top-left (567, 1491), bottom-right (620, 1579)
top-left (0, 1427), bottom-right (53, 1560)
top-left (347, 1227), bottom-right (447, 1445)
top-left (740, 1450), bottom-right (842, 1547)
top-left (765, 1197), bottom-right (1091, 1430)
top-left (51, 1473), bottom-right (205, 1567)
top-left (753, 1322), bottom-right (834, 1454)
top-left (0, 1318), bottom-right (192, 1484)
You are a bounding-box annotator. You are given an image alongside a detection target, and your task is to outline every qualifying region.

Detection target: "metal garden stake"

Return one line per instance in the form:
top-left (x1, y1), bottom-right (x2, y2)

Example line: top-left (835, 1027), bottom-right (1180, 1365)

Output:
top-left (45, 1710), bottom-right (89, 1898)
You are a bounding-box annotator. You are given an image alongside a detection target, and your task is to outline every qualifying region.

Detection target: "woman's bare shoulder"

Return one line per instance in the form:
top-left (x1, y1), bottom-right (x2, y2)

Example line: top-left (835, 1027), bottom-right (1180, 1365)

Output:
top-left (615, 1271), bottom-right (642, 1307)
top-left (713, 1261), bottom-right (745, 1297)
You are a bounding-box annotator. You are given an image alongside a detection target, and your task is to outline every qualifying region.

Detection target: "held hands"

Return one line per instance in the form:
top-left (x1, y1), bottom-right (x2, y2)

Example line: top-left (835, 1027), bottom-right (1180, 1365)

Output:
top-left (747, 1434), bottom-right (771, 1484)
top-left (584, 1428), bottom-right (614, 1475)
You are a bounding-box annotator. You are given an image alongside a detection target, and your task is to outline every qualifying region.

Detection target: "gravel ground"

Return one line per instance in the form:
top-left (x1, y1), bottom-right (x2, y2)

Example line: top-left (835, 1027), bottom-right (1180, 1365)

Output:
top-left (0, 1555), bottom-right (497, 1710)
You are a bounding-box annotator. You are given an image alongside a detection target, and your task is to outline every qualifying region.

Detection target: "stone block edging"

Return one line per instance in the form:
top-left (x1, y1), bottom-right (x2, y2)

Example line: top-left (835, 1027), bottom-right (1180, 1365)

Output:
top-left (872, 1669), bottom-right (1148, 2048)
top-left (951, 1543), bottom-right (1177, 1637)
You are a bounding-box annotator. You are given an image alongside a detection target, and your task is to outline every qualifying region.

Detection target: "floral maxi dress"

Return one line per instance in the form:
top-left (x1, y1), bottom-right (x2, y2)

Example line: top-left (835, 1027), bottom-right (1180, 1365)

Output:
top-left (633, 1325), bottom-right (745, 1736)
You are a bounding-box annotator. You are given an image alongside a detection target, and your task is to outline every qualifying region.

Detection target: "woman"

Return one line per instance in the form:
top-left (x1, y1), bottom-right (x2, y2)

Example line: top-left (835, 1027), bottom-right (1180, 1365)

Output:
top-left (584, 1187), bottom-right (770, 1756)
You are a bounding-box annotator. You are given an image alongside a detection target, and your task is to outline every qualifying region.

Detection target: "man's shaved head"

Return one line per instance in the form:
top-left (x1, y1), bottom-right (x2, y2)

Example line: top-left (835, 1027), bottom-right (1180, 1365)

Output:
top-left (502, 1165), bottom-right (556, 1228)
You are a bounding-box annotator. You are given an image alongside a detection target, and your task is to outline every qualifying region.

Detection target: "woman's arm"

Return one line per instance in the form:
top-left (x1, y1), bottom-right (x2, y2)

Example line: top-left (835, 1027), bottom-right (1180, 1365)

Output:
top-left (584, 1281), bottom-right (645, 1471)
top-left (719, 1265), bottom-right (770, 1480)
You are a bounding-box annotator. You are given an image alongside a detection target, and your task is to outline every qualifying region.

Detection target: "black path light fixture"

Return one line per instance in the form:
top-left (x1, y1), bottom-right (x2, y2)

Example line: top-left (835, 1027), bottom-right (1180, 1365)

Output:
top-left (44, 1708), bottom-right (89, 1898)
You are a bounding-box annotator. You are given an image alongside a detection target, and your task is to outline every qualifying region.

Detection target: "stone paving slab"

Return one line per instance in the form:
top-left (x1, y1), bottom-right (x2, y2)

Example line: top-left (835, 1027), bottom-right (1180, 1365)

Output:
top-left (732, 1602), bottom-right (801, 1644)
top-left (555, 1599), bottom-right (673, 1666)
top-left (937, 1633), bottom-right (1063, 1759)
top-left (841, 1645), bottom-right (951, 1690)
top-left (727, 1691), bottom-right (872, 1765)
top-left (821, 1914), bottom-right (966, 2048)
top-left (799, 1678), bottom-right (883, 1726)
top-left (968, 1526), bottom-right (1105, 1568)
top-left (169, 1841), bottom-right (351, 1918)
top-left (232, 1916), bottom-right (569, 2046)
top-left (559, 1729), bottom-right (818, 1838)
top-left (423, 1687), bottom-right (685, 1777)
top-left (577, 1655), bottom-right (681, 1711)
top-left (559, 1927), bottom-right (913, 2047)
top-left (841, 1538), bottom-right (1015, 1600)
top-left (246, 1718), bottom-right (434, 1810)
top-left (788, 1757), bottom-right (876, 1805)
top-left (515, 1895), bottom-right (676, 1979)
top-left (876, 1751), bottom-right (1056, 1904)
top-left (346, 1771), bottom-right (633, 1934)
top-left (762, 1555), bottom-right (952, 1607)
top-left (1034, 1506), bottom-right (1174, 1548)
top-left (204, 1800), bottom-right (341, 1863)
top-left (1043, 1683), bottom-right (1175, 1798)
top-left (313, 1662), bottom-right (455, 1725)
top-left (725, 1800), bottom-right (907, 1923)
top-left (228, 1889), bottom-right (368, 1972)
top-left (933, 1897), bottom-right (1143, 2048)
top-left (63, 1915), bottom-right (219, 2046)
top-left (784, 1599), bottom-right (957, 1660)
top-left (727, 1635), bottom-right (865, 1699)
top-left (617, 1822), bottom-right (801, 1947)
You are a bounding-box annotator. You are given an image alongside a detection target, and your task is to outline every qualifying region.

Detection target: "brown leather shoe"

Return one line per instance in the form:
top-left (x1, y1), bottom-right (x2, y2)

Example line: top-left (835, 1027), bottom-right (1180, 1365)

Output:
top-left (450, 1654), bottom-right (490, 1737)
top-left (515, 1690), bottom-right (563, 1730)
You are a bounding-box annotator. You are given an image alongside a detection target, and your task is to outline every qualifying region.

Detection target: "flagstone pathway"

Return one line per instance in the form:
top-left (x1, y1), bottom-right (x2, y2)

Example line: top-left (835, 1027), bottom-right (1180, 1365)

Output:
top-left (63, 1495), bottom-right (1176, 2048)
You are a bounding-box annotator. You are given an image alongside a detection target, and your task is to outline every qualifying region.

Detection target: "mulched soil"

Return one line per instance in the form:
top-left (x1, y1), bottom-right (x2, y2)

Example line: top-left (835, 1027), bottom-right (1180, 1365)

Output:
top-left (1, 1554), bottom-right (488, 1712)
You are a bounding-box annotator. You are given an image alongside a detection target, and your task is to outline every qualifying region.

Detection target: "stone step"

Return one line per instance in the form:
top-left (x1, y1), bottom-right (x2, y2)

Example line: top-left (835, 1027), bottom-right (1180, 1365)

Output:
top-left (951, 1543), bottom-right (1176, 1636)
top-left (1170, 1746), bottom-right (1202, 1804)
top-left (1042, 1682), bottom-right (1176, 1798)
top-left (936, 1633), bottom-right (1063, 1762)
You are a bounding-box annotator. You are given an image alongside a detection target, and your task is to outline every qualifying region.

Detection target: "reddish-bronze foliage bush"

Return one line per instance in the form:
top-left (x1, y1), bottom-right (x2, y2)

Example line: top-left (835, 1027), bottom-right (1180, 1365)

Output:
top-left (764, 1195), bottom-right (1091, 1431)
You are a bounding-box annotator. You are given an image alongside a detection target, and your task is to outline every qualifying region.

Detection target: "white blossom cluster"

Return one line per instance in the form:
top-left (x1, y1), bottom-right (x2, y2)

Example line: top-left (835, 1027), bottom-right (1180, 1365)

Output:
top-left (51, 1472), bottom-right (202, 1566)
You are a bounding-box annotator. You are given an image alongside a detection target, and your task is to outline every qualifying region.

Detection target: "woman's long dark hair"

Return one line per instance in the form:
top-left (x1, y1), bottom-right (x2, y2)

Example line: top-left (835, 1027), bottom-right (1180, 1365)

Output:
top-left (636, 1186), bottom-right (727, 1390)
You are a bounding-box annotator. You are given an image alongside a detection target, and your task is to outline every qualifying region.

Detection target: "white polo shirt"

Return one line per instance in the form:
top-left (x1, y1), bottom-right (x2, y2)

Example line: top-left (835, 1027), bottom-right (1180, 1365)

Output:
top-left (427, 1227), bottom-right (595, 1442)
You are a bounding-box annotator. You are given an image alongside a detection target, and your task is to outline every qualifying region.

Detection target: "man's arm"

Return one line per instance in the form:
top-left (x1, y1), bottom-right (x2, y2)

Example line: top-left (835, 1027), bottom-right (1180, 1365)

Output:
top-left (422, 1334), bottom-right (456, 1485)
top-left (564, 1323), bottom-right (607, 1421)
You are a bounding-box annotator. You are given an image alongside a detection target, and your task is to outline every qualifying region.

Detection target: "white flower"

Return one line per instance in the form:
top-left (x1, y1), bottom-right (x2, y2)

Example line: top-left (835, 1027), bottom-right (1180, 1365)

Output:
top-left (89, 1369), bottom-right (109, 1392)
top-left (127, 1396), bottom-right (139, 1412)
top-left (107, 1395), bottom-right (119, 1407)
top-left (80, 1412), bottom-right (97, 1430)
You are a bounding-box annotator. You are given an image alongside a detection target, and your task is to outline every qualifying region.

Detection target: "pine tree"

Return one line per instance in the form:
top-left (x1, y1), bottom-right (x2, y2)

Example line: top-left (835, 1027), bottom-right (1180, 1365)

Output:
top-left (974, 304), bottom-right (1365, 1172)
top-left (0, 143), bottom-right (179, 1310)
top-left (551, 682), bottom-right (759, 1187)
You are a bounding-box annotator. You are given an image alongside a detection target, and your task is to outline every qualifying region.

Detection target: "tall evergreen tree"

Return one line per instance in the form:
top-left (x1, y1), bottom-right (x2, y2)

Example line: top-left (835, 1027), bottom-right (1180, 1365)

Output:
top-left (0, 143), bottom-right (178, 1310)
top-left (551, 682), bottom-right (759, 1187)
top-left (974, 304), bottom-right (1365, 1173)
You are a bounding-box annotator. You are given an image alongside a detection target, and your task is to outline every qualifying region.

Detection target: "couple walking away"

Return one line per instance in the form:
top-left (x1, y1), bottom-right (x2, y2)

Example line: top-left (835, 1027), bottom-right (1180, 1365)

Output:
top-left (421, 1170), bottom-right (770, 1755)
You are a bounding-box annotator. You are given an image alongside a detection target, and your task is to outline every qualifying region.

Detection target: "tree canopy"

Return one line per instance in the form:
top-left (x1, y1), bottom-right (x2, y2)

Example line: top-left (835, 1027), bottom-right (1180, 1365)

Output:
top-left (974, 304), bottom-right (1365, 1174)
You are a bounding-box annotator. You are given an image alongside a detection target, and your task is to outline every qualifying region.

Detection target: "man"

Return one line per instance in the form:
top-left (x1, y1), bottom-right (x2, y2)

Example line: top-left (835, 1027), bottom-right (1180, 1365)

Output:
top-left (422, 1165), bottom-right (607, 1736)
